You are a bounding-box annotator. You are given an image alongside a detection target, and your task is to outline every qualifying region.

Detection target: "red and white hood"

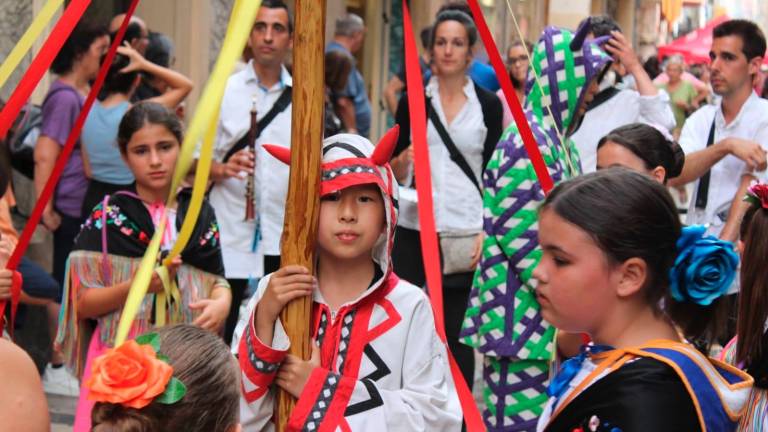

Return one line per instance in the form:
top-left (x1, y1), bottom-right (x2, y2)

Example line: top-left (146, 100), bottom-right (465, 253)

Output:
top-left (264, 127), bottom-right (400, 291)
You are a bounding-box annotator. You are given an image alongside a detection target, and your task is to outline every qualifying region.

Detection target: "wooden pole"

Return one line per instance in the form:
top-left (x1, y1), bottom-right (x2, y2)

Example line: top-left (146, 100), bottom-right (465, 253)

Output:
top-left (275, 0), bottom-right (325, 429)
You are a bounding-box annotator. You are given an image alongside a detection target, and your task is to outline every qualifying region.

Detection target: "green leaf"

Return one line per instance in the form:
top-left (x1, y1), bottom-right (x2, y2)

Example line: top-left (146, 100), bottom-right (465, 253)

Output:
top-left (134, 333), bottom-right (161, 353)
top-left (157, 354), bottom-right (170, 363)
top-left (155, 377), bottom-right (187, 405)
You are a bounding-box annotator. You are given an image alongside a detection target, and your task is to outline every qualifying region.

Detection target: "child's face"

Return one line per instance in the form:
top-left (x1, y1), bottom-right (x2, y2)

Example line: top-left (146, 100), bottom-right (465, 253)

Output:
top-left (532, 208), bottom-right (622, 334)
top-left (317, 184), bottom-right (386, 262)
top-left (121, 123), bottom-right (180, 194)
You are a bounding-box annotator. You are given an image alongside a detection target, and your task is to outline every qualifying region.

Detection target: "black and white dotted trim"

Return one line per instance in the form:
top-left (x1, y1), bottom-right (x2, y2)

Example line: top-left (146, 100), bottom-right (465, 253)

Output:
top-left (245, 326), bottom-right (280, 374)
top-left (316, 312), bottom-right (328, 347)
top-left (335, 311), bottom-right (356, 374)
top-left (322, 165), bottom-right (377, 181)
top-left (302, 372), bottom-right (341, 431)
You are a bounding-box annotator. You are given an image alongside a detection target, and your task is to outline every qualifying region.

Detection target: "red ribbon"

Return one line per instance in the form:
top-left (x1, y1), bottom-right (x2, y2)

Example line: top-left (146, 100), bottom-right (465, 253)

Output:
top-left (0, 0), bottom-right (141, 333)
top-left (0, 0), bottom-right (91, 140)
top-left (402, 2), bottom-right (486, 430)
top-left (466, 0), bottom-right (554, 194)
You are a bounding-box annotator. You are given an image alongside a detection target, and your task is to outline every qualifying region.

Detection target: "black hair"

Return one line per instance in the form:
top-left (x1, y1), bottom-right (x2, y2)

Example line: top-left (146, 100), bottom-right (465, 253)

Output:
top-left (597, 123), bottom-right (685, 183)
top-left (117, 102), bottom-right (183, 153)
top-left (437, 1), bottom-right (472, 17)
top-left (260, 0), bottom-right (294, 34)
top-left (430, 10), bottom-right (478, 50)
top-left (420, 26), bottom-right (432, 50)
top-left (51, 21), bottom-right (109, 75)
top-left (0, 161), bottom-right (7, 200)
top-left (101, 54), bottom-right (138, 97)
top-left (643, 55), bottom-right (661, 80)
top-left (111, 22), bottom-right (145, 49)
top-left (713, 19), bottom-right (767, 62)
top-left (541, 168), bottom-right (724, 344)
top-left (736, 203), bottom-right (768, 383)
top-left (583, 15), bottom-right (622, 38)
top-left (508, 39), bottom-right (533, 55)
top-left (146, 32), bottom-right (174, 68)
top-left (542, 168), bottom-right (680, 304)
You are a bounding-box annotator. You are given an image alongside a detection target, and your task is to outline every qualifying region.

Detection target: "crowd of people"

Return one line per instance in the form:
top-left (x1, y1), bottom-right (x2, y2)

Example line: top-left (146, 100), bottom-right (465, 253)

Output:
top-left (1, 1), bottom-right (768, 431)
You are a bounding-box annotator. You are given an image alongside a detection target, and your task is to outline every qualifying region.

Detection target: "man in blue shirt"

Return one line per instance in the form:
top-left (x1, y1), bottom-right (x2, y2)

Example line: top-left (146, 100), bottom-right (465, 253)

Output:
top-left (326, 13), bottom-right (371, 138)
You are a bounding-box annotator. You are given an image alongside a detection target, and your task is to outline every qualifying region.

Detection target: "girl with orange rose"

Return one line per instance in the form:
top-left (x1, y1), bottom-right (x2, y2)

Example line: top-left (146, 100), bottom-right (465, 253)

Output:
top-left (55, 102), bottom-right (231, 431)
top-left (87, 324), bottom-right (241, 431)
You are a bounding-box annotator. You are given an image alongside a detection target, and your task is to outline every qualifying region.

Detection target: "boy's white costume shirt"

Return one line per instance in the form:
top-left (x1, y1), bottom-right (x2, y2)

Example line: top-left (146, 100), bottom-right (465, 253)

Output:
top-left (233, 133), bottom-right (462, 431)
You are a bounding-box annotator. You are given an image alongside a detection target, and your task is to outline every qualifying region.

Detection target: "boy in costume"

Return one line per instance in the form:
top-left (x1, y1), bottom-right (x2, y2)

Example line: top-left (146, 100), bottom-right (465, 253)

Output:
top-left (235, 129), bottom-right (461, 431)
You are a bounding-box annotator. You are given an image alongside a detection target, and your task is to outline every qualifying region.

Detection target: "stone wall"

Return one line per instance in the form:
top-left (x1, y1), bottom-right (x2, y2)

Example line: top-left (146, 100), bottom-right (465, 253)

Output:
top-left (0, 0), bottom-right (33, 101)
top-left (209, 0), bottom-right (237, 72)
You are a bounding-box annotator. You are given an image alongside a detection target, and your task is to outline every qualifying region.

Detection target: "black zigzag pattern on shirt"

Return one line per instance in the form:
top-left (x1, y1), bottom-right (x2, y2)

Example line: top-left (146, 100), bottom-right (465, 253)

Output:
top-left (344, 378), bottom-right (383, 416)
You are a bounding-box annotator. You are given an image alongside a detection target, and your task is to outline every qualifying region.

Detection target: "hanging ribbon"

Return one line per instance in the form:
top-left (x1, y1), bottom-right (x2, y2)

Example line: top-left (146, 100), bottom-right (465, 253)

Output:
top-left (0, 0), bottom-right (64, 89)
top-left (466, 0), bottom-right (554, 193)
top-left (115, 0), bottom-right (261, 345)
top-left (401, 2), bottom-right (485, 430)
top-left (0, 0), bottom-right (91, 140)
top-left (0, 1), bottom-right (139, 334)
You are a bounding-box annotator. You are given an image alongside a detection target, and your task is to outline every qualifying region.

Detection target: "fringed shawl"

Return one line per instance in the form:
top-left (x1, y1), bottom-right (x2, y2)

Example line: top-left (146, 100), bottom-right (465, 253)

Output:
top-left (55, 188), bottom-right (228, 376)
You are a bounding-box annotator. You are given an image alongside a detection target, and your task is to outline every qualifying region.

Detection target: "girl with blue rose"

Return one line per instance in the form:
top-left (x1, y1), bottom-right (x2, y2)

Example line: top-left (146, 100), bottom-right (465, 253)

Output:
top-left (534, 168), bottom-right (751, 432)
top-left (721, 182), bottom-right (768, 431)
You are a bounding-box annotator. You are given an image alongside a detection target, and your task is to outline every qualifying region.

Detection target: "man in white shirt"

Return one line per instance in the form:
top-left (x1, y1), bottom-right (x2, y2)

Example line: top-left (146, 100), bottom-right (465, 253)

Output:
top-left (571, 15), bottom-right (676, 173)
top-left (200, 0), bottom-right (293, 342)
top-left (670, 19), bottom-right (768, 242)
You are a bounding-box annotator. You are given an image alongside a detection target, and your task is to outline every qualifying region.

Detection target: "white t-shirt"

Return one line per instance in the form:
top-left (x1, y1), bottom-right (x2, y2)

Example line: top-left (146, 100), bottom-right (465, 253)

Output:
top-left (679, 91), bottom-right (768, 237)
top-left (571, 88), bottom-right (676, 174)
top-left (206, 62), bottom-right (293, 279)
top-left (398, 77), bottom-right (486, 232)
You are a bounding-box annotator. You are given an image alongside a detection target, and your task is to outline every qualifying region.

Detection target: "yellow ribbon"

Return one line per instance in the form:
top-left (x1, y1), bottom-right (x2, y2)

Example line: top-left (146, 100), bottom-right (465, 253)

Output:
top-left (153, 266), bottom-right (182, 327)
top-left (0, 0), bottom-right (63, 89)
top-left (115, 0), bottom-right (261, 345)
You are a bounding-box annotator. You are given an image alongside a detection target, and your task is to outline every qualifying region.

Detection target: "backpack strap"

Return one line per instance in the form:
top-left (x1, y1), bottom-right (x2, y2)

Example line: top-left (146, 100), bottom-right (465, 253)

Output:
top-left (634, 342), bottom-right (753, 432)
top-left (222, 87), bottom-right (293, 163)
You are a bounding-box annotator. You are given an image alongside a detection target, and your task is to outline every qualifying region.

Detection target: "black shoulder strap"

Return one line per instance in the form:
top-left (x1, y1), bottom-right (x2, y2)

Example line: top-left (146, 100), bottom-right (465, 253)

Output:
top-left (586, 87), bottom-right (621, 112)
top-left (694, 116), bottom-right (717, 209)
top-left (474, 81), bottom-right (495, 133)
top-left (425, 96), bottom-right (482, 197)
top-left (223, 87), bottom-right (293, 162)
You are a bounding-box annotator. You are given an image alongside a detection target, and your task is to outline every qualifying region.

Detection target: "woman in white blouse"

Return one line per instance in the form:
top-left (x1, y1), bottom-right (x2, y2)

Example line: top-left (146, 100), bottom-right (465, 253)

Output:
top-left (391, 9), bottom-right (503, 391)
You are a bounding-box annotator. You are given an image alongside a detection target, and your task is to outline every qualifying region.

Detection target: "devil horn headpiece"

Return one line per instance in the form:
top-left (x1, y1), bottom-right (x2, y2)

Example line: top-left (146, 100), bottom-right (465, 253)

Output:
top-left (263, 126), bottom-right (400, 166)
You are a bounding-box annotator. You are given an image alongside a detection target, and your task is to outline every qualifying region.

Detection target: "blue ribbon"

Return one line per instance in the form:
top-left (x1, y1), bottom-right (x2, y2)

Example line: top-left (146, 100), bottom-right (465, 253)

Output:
top-left (548, 344), bottom-right (614, 404)
top-left (250, 217), bottom-right (261, 253)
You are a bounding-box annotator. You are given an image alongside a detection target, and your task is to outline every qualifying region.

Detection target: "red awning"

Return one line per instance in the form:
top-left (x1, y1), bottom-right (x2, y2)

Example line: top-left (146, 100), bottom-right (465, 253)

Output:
top-left (658, 15), bottom-right (768, 65)
top-left (658, 16), bottom-right (729, 64)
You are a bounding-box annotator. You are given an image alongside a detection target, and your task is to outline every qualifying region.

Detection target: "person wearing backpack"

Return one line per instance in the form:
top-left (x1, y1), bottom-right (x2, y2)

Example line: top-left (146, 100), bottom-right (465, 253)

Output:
top-left (32, 21), bottom-right (110, 396)
top-left (390, 9), bottom-right (503, 393)
top-left (79, 41), bottom-right (193, 217)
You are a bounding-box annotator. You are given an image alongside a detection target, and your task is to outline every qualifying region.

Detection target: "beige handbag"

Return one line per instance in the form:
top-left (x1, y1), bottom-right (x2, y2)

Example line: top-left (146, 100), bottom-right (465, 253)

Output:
top-left (439, 230), bottom-right (480, 275)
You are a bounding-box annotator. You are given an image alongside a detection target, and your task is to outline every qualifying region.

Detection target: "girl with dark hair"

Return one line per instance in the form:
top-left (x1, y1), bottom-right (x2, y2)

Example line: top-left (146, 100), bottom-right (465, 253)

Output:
top-left (87, 325), bottom-right (240, 432)
top-left (33, 20), bottom-right (109, 398)
top-left (535, 168), bottom-right (749, 432)
top-left (391, 9), bottom-right (503, 392)
top-left (596, 122), bottom-right (685, 183)
top-left (721, 183), bottom-right (768, 431)
top-left (80, 41), bottom-right (193, 216)
top-left (56, 102), bottom-right (232, 431)
top-left (461, 20), bottom-right (611, 432)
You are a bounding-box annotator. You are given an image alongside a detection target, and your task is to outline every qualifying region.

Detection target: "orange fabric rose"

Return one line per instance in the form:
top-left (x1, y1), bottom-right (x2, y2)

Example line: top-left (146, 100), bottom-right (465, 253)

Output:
top-left (85, 340), bottom-right (174, 409)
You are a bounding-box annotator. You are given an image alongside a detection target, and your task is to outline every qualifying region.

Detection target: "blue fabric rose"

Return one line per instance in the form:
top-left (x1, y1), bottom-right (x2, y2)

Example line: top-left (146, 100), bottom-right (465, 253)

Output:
top-left (669, 225), bottom-right (739, 306)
